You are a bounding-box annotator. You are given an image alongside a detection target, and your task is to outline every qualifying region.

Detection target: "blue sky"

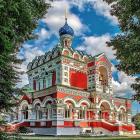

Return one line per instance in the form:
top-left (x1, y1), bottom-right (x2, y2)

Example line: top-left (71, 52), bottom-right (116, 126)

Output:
top-left (18, 0), bottom-right (140, 116)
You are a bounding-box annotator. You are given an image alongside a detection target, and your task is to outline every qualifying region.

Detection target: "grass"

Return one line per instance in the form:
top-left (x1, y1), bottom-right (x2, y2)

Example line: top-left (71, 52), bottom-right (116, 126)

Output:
top-left (21, 135), bottom-right (127, 138)
top-left (22, 138), bottom-right (140, 140)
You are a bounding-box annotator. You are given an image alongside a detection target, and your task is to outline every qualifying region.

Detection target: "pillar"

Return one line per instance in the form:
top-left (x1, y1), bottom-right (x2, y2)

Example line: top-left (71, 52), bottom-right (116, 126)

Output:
top-left (40, 79), bottom-right (43, 90)
top-left (109, 112), bottom-right (113, 121)
top-left (115, 112), bottom-right (119, 121)
top-left (74, 110), bottom-right (79, 120)
top-left (36, 81), bottom-right (39, 91)
top-left (94, 110), bottom-right (99, 120)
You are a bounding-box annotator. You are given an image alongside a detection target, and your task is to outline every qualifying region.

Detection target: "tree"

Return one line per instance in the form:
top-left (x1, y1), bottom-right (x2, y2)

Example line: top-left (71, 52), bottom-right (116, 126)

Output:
top-left (0, 0), bottom-right (51, 138)
top-left (103, 0), bottom-right (140, 100)
top-left (135, 110), bottom-right (140, 130)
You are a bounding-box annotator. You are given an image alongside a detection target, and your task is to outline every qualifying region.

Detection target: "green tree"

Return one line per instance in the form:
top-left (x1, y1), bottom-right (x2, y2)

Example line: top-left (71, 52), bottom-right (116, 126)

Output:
top-left (103, 0), bottom-right (140, 100)
top-left (135, 110), bottom-right (140, 130)
top-left (0, 0), bottom-right (51, 138)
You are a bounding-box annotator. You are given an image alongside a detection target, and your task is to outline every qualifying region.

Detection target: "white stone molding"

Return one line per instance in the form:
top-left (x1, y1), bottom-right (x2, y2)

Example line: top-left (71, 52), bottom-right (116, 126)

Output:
top-left (95, 53), bottom-right (112, 68)
top-left (62, 48), bottom-right (73, 57)
top-left (78, 98), bottom-right (91, 108)
top-left (118, 104), bottom-right (127, 112)
top-left (33, 99), bottom-right (42, 107)
top-left (63, 96), bottom-right (78, 107)
top-left (20, 100), bottom-right (29, 110)
top-left (97, 99), bottom-right (113, 110)
top-left (39, 55), bottom-right (45, 65)
top-left (41, 96), bottom-right (53, 107)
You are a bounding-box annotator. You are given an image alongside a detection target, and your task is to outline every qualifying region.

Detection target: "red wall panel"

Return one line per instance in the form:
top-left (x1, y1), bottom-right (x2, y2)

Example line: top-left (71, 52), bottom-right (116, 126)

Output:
top-left (69, 70), bottom-right (87, 89)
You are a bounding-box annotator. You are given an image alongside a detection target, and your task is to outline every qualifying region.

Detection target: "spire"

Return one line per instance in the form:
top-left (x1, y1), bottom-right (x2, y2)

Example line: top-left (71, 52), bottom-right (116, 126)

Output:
top-left (63, 9), bottom-right (69, 22)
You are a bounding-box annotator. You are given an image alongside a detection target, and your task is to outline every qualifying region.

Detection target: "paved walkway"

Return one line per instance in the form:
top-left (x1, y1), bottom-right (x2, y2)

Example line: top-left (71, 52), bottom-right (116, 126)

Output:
top-left (22, 135), bottom-right (140, 139)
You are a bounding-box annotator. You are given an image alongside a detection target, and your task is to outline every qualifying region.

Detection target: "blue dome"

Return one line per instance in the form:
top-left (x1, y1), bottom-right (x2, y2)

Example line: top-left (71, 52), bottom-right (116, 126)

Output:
top-left (59, 21), bottom-right (74, 36)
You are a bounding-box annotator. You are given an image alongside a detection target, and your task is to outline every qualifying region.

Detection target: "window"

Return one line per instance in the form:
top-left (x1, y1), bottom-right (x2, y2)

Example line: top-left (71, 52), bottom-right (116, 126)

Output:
top-left (65, 41), bottom-right (67, 46)
top-left (64, 66), bottom-right (68, 71)
top-left (64, 78), bottom-right (68, 83)
top-left (63, 50), bottom-right (69, 56)
top-left (74, 54), bottom-right (79, 59)
top-left (64, 72), bottom-right (68, 77)
top-left (58, 51), bottom-right (60, 56)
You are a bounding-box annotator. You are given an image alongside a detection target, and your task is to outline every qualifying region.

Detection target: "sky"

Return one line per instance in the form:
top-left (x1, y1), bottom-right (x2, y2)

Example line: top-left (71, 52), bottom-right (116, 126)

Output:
top-left (17, 0), bottom-right (140, 116)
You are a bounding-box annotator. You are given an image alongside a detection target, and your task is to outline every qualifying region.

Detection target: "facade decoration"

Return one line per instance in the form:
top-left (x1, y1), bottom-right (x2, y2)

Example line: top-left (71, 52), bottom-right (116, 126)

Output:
top-left (5, 10), bottom-right (135, 135)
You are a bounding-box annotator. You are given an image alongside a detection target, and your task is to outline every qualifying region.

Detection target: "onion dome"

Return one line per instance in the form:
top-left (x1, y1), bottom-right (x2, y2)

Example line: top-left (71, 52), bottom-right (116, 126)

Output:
top-left (59, 21), bottom-right (74, 36)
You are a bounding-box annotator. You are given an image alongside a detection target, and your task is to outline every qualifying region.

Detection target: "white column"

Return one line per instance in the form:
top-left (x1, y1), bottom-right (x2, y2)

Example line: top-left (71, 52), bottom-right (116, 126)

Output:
top-left (88, 111), bottom-right (90, 120)
top-left (55, 68), bottom-right (58, 85)
top-left (79, 110), bottom-right (80, 119)
top-left (42, 109), bottom-right (47, 120)
top-left (36, 81), bottom-right (39, 91)
top-left (40, 79), bottom-right (43, 90)
top-left (64, 108), bottom-right (65, 119)
top-left (109, 112), bottom-right (113, 121)
top-left (115, 112), bottom-right (119, 121)
top-left (94, 111), bottom-right (99, 120)
top-left (74, 110), bottom-right (79, 120)
top-left (45, 77), bottom-right (48, 88)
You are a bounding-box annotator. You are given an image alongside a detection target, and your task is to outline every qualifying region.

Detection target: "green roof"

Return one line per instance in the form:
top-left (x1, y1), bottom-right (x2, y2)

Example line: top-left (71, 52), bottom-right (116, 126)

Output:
top-left (94, 52), bottom-right (104, 57)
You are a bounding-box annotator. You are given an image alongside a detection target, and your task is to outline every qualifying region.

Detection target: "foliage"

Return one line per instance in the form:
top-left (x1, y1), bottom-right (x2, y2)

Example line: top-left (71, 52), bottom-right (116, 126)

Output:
top-left (0, 0), bottom-right (50, 111)
top-left (0, 0), bottom-right (51, 139)
top-left (103, 0), bottom-right (140, 100)
top-left (17, 126), bottom-right (31, 133)
top-left (135, 113), bottom-right (140, 130)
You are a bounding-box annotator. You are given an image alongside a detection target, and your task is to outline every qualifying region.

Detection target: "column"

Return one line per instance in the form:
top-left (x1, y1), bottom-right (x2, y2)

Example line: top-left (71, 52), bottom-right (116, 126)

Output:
top-left (109, 112), bottom-right (113, 121)
top-left (115, 112), bottom-right (119, 121)
top-left (79, 110), bottom-right (80, 119)
top-left (14, 112), bottom-right (18, 121)
top-left (42, 109), bottom-right (47, 120)
top-left (74, 110), bottom-right (79, 120)
top-left (94, 110), bottom-right (99, 120)
top-left (55, 67), bottom-right (59, 85)
top-left (18, 111), bottom-right (22, 121)
top-left (40, 79), bottom-right (43, 90)
top-left (36, 81), bottom-right (39, 91)
top-left (45, 76), bottom-right (48, 88)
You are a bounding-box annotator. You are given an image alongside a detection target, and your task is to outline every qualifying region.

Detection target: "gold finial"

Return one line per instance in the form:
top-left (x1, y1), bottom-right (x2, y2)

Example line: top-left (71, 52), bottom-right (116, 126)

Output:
top-left (63, 10), bottom-right (69, 21)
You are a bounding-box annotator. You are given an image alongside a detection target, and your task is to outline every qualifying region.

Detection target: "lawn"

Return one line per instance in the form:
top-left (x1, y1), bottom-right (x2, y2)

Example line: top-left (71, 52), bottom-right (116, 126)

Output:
top-left (22, 138), bottom-right (140, 140)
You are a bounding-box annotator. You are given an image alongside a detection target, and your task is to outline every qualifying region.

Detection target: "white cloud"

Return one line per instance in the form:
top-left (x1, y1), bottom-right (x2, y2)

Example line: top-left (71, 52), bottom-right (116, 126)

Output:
top-left (70, 0), bottom-right (118, 25)
top-left (40, 0), bottom-right (90, 39)
top-left (16, 47), bottom-right (44, 88)
top-left (76, 34), bottom-right (116, 59)
top-left (112, 71), bottom-right (136, 97)
top-left (23, 44), bottom-right (33, 49)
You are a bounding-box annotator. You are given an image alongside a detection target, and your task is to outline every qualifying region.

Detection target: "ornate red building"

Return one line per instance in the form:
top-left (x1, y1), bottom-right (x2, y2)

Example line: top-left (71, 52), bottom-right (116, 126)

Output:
top-left (6, 11), bottom-right (135, 135)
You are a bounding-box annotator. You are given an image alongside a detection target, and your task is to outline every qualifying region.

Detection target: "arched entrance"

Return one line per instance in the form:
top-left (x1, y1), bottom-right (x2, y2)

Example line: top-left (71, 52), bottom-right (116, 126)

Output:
top-left (99, 66), bottom-right (108, 92)
top-left (100, 101), bottom-right (111, 121)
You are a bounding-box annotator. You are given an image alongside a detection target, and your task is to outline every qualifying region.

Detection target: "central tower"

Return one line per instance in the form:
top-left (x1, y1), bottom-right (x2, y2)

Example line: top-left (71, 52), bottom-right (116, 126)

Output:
top-left (59, 10), bottom-right (74, 47)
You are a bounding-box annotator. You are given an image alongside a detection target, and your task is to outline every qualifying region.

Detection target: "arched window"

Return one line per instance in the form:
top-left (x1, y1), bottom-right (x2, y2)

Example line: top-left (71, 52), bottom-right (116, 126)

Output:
top-left (63, 50), bottom-right (69, 56)
top-left (65, 41), bottom-right (67, 46)
top-left (74, 54), bottom-right (79, 59)
top-left (58, 51), bottom-right (60, 56)
top-left (83, 57), bottom-right (87, 61)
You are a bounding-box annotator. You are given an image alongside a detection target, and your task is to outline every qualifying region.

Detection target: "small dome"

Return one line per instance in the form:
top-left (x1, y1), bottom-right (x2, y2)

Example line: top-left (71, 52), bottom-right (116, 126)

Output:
top-left (59, 21), bottom-right (74, 36)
